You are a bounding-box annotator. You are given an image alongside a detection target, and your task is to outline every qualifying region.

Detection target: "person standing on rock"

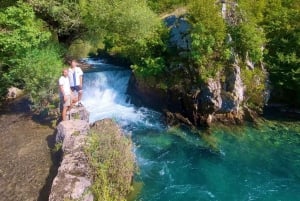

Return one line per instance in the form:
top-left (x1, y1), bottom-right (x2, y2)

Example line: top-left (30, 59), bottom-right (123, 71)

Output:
top-left (59, 69), bottom-right (74, 121)
top-left (68, 58), bottom-right (84, 107)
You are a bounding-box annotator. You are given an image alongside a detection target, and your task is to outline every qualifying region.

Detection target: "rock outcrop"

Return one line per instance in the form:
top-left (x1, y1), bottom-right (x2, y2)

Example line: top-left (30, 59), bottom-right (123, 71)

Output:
top-left (127, 11), bottom-right (267, 127)
top-left (49, 107), bottom-right (93, 201)
top-left (128, 64), bottom-right (247, 127)
top-left (49, 106), bottom-right (135, 200)
top-left (49, 119), bottom-right (93, 201)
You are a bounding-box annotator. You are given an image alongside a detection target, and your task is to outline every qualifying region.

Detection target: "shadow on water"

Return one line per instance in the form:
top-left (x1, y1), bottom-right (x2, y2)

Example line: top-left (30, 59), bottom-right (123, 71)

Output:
top-left (0, 96), bottom-right (31, 114)
top-left (37, 130), bottom-right (62, 201)
top-left (263, 105), bottom-right (300, 121)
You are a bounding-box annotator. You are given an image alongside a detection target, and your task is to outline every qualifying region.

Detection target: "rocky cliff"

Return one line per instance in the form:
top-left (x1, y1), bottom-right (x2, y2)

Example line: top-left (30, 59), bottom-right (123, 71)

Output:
top-left (127, 13), bottom-right (266, 127)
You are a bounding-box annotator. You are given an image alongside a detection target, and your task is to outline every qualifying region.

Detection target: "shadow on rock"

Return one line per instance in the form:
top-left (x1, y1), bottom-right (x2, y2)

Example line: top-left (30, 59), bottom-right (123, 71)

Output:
top-left (37, 130), bottom-right (62, 201)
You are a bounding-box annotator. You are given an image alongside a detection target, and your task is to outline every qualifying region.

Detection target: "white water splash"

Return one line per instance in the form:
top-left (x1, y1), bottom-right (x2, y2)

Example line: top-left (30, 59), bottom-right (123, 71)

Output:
top-left (82, 59), bottom-right (163, 130)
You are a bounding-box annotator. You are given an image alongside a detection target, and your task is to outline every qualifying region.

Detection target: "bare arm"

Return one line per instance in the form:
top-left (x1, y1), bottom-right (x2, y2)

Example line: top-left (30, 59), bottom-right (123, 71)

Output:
top-left (79, 75), bottom-right (83, 87)
top-left (60, 85), bottom-right (67, 101)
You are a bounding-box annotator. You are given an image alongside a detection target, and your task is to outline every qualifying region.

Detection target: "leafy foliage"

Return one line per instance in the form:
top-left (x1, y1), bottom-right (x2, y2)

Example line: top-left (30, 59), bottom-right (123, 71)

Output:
top-left (188, 0), bottom-right (226, 82)
top-left (85, 128), bottom-right (135, 201)
top-left (0, 1), bottom-right (51, 67)
top-left (241, 66), bottom-right (267, 111)
top-left (146, 0), bottom-right (190, 14)
top-left (0, 1), bottom-right (64, 108)
top-left (227, 0), bottom-right (266, 63)
top-left (8, 44), bottom-right (63, 110)
top-left (28, 0), bottom-right (84, 44)
top-left (82, 0), bottom-right (162, 51)
top-left (262, 0), bottom-right (300, 106)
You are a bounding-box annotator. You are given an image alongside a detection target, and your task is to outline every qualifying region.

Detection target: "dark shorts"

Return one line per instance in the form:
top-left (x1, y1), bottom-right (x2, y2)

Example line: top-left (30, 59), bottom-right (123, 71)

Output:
top-left (71, 86), bottom-right (82, 92)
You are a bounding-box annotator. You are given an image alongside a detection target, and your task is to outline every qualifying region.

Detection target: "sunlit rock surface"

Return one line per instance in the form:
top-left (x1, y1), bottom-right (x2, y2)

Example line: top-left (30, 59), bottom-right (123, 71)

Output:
top-left (49, 119), bottom-right (92, 201)
top-left (50, 106), bottom-right (92, 201)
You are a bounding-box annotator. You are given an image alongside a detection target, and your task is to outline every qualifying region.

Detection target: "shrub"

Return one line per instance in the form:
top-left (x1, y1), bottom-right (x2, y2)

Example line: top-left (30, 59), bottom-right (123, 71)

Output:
top-left (85, 126), bottom-right (135, 201)
top-left (7, 44), bottom-right (64, 111)
top-left (241, 67), bottom-right (267, 111)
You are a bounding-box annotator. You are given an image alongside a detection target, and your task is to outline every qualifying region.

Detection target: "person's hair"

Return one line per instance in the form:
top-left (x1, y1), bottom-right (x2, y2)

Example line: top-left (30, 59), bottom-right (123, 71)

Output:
top-left (64, 56), bottom-right (77, 65)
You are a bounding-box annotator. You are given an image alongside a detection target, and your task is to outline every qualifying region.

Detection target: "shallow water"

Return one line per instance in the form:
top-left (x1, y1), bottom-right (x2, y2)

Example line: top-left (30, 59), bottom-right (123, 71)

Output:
top-left (0, 100), bottom-right (55, 201)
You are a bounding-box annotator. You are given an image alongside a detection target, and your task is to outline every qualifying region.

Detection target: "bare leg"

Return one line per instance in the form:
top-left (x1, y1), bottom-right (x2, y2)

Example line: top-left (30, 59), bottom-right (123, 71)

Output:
top-left (78, 90), bottom-right (82, 102)
top-left (62, 106), bottom-right (67, 121)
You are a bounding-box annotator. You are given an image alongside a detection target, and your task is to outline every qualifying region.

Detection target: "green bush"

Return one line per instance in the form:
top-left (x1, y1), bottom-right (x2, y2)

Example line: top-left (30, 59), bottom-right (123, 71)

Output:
top-left (146, 0), bottom-right (190, 14)
top-left (0, 1), bottom-right (51, 67)
top-left (188, 0), bottom-right (226, 81)
top-left (7, 44), bottom-right (64, 110)
top-left (262, 0), bottom-right (300, 106)
top-left (241, 67), bottom-right (267, 111)
top-left (85, 128), bottom-right (135, 201)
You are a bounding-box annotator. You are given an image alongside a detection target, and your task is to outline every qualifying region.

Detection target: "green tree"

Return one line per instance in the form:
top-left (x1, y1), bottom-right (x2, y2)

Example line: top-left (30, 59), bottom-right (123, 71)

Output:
top-left (146, 0), bottom-right (190, 14)
top-left (0, 1), bottom-right (64, 108)
top-left (0, 1), bottom-right (51, 67)
top-left (228, 0), bottom-right (266, 63)
top-left (8, 44), bottom-right (63, 110)
top-left (262, 0), bottom-right (300, 106)
top-left (82, 0), bottom-right (161, 51)
top-left (27, 0), bottom-right (85, 45)
top-left (188, 0), bottom-right (226, 82)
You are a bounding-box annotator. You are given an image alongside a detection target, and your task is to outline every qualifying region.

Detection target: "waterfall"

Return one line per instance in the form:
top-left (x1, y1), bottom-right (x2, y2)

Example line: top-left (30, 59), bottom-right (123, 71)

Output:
top-left (82, 59), bottom-right (164, 130)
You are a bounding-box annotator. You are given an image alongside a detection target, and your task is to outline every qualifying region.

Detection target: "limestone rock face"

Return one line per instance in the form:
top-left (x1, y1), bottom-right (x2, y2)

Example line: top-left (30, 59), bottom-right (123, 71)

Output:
top-left (198, 78), bottom-right (222, 114)
top-left (221, 65), bottom-right (244, 113)
top-left (50, 119), bottom-right (93, 201)
top-left (91, 118), bottom-right (122, 134)
top-left (165, 15), bottom-right (191, 50)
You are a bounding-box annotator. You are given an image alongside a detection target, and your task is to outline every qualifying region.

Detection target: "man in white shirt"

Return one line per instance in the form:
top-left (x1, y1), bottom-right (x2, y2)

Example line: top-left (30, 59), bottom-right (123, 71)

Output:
top-left (68, 59), bottom-right (84, 106)
top-left (59, 69), bottom-right (74, 121)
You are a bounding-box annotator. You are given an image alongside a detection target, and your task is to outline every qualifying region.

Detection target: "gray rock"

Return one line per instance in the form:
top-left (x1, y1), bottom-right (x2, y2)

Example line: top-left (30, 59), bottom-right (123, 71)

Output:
top-left (221, 65), bottom-right (244, 112)
top-left (68, 106), bottom-right (90, 122)
top-left (50, 119), bottom-right (93, 201)
top-left (165, 15), bottom-right (191, 50)
top-left (198, 78), bottom-right (222, 113)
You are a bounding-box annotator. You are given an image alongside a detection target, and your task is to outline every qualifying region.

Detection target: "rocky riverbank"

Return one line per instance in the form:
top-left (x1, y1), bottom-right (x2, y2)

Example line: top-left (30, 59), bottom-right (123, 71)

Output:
top-left (49, 106), bottom-right (135, 201)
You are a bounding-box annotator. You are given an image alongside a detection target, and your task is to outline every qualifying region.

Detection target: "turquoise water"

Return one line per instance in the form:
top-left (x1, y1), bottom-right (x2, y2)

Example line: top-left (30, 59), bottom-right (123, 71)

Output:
top-left (83, 60), bottom-right (300, 201)
top-left (132, 122), bottom-right (300, 201)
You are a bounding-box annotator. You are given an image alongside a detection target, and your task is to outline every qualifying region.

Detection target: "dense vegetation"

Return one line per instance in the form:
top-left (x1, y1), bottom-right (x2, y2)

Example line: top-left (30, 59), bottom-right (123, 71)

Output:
top-left (0, 0), bottom-right (299, 110)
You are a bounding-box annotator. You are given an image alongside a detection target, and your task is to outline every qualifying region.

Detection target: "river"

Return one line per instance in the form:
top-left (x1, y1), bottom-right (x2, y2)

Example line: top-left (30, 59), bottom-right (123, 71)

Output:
top-left (83, 59), bottom-right (300, 201)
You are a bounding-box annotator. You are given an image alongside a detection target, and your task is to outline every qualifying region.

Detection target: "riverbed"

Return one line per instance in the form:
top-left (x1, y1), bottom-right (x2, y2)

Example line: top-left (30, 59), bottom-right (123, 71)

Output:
top-left (0, 99), bottom-right (55, 201)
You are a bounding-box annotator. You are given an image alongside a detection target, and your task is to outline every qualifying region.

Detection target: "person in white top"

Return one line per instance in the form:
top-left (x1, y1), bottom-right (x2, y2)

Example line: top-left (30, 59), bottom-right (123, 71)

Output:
top-left (68, 59), bottom-right (84, 106)
top-left (59, 68), bottom-right (74, 121)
